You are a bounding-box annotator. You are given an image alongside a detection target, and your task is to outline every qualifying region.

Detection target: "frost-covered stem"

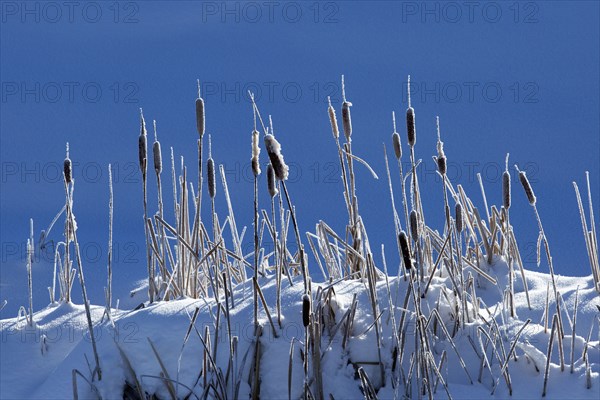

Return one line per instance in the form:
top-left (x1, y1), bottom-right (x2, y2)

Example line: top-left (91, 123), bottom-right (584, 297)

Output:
top-left (533, 205), bottom-right (563, 337)
top-left (574, 180), bottom-right (600, 292)
top-left (570, 287), bottom-right (579, 373)
top-left (143, 167), bottom-right (153, 303)
top-left (272, 195), bottom-right (282, 326)
top-left (396, 158), bottom-right (411, 251)
top-left (64, 182), bottom-right (71, 303)
top-left (27, 237), bottom-right (33, 326)
top-left (197, 138), bottom-right (203, 248)
top-left (51, 246), bottom-right (58, 304)
top-left (585, 172), bottom-right (599, 278)
top-left (253, 175), bottom-right (259, 328)
top-left (542, 314), bottom-right (558, 397)
top-left (155, 172), bottom-right (168, 292)
top-left (452, 221), bottom-right (468, 327)
top-left (66, 179), bottom-right (101, 381)
top-left (477, 173), bottom-right (491, 223)
top-left (281, 181), bottom-right (308, 292)
top-left (504, 209), bottom-right (516, 317)
top-left (106, 165), bottom-right (113, 312)
top-left (210, 197), bottom-right (218, 295)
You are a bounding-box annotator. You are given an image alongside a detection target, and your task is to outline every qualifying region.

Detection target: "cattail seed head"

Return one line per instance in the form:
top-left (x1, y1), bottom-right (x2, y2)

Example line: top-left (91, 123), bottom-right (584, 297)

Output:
top-left (267, 163), bottom-right (278, 198)
top-left (63, 143), bottom-right (72, 184)
top-left (342, 101), bottom-right (352, 140)
top-left (410, 210), bottom-right (419, 242)
top-left (341, 75), bottom-right (352, 140)
top-left (302, 294), bottom-right (311, 327)
top-left (207, 158), bottom-right (216, 199)
top-left (392, 112), bottom-right (402, 160)
top-left (406, 76), bottom-right (416, 147)
top-left (327, 97), bottom-right (339, 140)
top-left (503, 171), bottom-right (511, 209)
top-left (519, 171), bottom-right (536, 205)
top-left (398, 231), bottom-right (412, 270)
top-left (251, 129), bottom-right (261, 177)
top-left (196, 80), bottom-right (205, 138)
top-left (437, 156), bottom-right (447, 175)
top-left (207, 135), bottom-right (216, 198)
top-left (406, 107), bottom-right (416, 147)
top-left (152, 121), bottom-right (162, 175)
top-left (455, 202), bottom-right (464, 233)
top-left (392, 133), bottom-right (402, 160)
top-left (264, 134), bottom-right (288, 181)
top-left (517, 167), bottom-right (536, 205)
top-left (138, 109), bottom-right (147, 174)
top-left (436, 116), bottom-right (446, 175)
top-left (503, 154), bottom-right (510, 209)
top-left (153, 141), bottom-right (162, 175)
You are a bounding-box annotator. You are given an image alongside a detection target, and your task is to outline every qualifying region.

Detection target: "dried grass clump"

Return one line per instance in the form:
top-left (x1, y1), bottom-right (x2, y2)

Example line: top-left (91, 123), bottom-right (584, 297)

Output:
top-left (23, 73), bottom-right (598, 399)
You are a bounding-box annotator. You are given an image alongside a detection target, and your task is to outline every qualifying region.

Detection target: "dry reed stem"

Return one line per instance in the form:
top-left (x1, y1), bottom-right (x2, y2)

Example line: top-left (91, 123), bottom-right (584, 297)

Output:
top-left (570, 286), bottom-right (579, 373)
top-left (542, 314), bottom-right (559, 397)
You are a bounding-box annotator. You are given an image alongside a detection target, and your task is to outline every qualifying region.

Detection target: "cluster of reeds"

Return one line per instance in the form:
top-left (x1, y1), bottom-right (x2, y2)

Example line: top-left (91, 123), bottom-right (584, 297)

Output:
top-left (17, 75), bottom-right (598, 400)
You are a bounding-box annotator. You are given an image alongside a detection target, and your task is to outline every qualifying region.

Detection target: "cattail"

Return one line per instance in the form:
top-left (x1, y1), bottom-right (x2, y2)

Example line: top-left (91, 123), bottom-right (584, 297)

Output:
top-left (410, 209), bottom-right (419, 242)
top-left (264, 134), bottom-right (289, 181)
top-left (406, 75), bottom-right (416, 147)
top-left (327, 97), bottom-right (339, 140)
top-left (437, 155), bottom-right (447, 176)
top-left (63, 143), bottom-right (72, 184)
top-left (152, 120), bottom-right (162, 175)
top-left (455, 202), bottom-right (464, 233)
top-left (503, 154), bottom-right (511, 210)
top-left (436, 117), bottom-right (446, 175)
top-left (398, 231), bottom-right (412, 270)
top-left (267, 163), bottom-right (278, 198)
top-left (302, 294), bottom-right (311, 327)
top-left (138, 108), bottom-right (147, 173)
top-left (251, 129), bottom-right (261, 176)
top-left (392, 111), bottom-right (402, 160)
top-left (196, 80), bottom-right (205, 138)
top-left (207, 135), bottom-right (216, 199)
top-left (341, 75), bottom-right (352, 140)
top-left (516, 165), bottom-right (536, 205)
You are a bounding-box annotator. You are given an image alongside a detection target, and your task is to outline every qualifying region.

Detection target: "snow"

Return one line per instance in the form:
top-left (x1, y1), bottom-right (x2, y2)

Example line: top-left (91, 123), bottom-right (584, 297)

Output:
top-left (1, 259), bottom-right (598, 399)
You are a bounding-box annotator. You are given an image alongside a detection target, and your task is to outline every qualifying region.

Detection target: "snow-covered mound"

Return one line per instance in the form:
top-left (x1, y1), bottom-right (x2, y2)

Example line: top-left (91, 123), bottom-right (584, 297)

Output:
top-left (1, 260), bottom-right (598, 399)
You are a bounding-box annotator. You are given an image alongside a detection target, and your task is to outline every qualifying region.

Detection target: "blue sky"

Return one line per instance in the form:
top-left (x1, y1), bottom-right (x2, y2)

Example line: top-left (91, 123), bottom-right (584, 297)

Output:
top-left (1, 1), bottom-right (599, 316)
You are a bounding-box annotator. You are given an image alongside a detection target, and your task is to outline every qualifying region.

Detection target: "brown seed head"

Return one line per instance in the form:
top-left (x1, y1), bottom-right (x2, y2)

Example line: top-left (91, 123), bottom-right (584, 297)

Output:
top-left (196, 80), bottom-right (205, 138)
top-left (267, 163), bottom-right (278, 198)
top-left (398, 231), bottom-right (412, 270)
top-left (63, 143), bottom-right (72, 184)
top-left (264, 134), bottom-right (289, 181)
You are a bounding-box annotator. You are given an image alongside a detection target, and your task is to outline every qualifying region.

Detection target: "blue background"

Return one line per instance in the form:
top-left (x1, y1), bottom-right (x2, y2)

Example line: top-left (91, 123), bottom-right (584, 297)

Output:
top-left (1, 1), bottom-right (599, 316)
